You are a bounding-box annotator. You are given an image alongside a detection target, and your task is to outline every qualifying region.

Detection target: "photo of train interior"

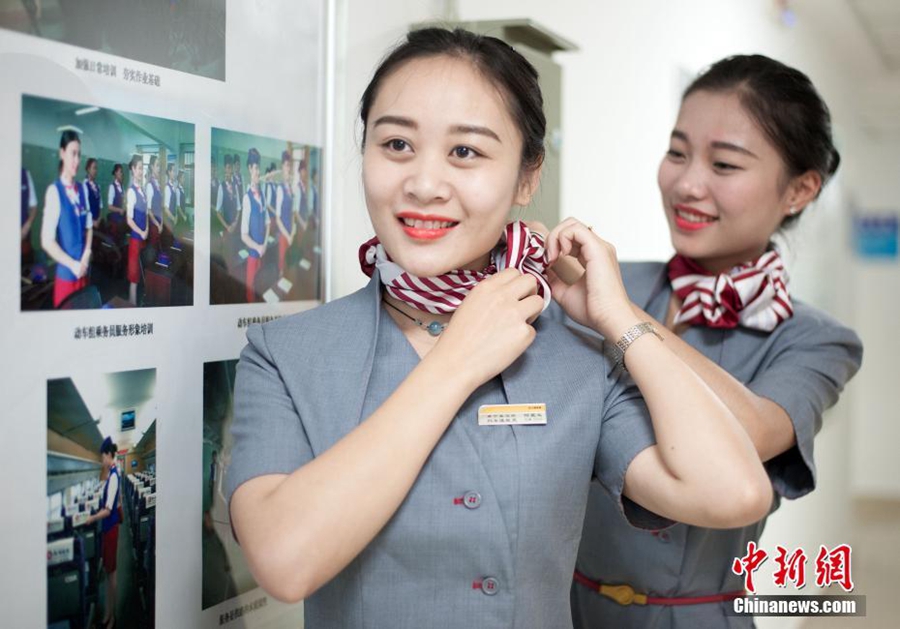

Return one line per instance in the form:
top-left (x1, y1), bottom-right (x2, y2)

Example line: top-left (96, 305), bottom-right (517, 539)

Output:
top-left (47, 368), bottom-right (157, 629)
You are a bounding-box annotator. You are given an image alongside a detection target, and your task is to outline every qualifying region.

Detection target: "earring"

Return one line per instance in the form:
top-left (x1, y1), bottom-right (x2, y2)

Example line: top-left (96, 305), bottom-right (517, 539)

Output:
top-left (788, 206), bottom-right (799, 216)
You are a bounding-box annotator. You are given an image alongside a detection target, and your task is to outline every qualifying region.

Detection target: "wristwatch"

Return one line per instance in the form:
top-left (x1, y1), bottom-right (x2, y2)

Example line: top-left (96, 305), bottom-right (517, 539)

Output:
top-left (607, 322), bottom-right (663, 371)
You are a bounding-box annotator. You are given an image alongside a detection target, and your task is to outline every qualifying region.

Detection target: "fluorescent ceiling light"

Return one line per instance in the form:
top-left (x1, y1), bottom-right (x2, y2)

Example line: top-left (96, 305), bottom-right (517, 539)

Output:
top-left (75, 106), bottom-right (99, 116)
top-left (55, 125), bottom-right (84, 134)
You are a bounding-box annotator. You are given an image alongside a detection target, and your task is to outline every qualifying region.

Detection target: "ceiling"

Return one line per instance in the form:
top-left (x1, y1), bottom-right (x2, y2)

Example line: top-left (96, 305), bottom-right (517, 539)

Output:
top-left (47, 377), bottom-right (103, 454)
top-left (49, 369), bottom-right (157, 454)
top-left (797, 0), bottom-right (900, 135)
top-left (847, 0), bottom-right (900, 72)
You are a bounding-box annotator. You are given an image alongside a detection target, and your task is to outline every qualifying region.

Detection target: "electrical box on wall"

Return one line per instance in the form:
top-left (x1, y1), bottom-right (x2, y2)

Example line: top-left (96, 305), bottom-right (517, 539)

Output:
top-left (411, 19), bottom-right (578, 230)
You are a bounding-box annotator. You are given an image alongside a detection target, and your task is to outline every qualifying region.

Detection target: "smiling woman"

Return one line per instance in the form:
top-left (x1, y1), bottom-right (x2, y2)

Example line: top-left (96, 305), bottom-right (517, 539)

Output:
top-left (225, 29), bottom-right (772, 628)
top-left (659, 88), bottom-right (822, 272)
top-left (361, 52), bottom-right (541, 278)
top-left (572, 55), bottom-right (862, 629)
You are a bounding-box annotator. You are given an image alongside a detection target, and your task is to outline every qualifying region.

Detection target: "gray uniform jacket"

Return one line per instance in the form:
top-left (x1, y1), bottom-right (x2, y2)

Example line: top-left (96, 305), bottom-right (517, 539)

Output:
top-left (571, 262), bottom-right (863, 629)
top-left (226, 273), bottom-right (666, 628)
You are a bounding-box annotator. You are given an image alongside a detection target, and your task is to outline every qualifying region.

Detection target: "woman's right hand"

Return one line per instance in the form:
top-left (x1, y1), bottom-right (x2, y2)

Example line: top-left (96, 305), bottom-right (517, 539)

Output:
top-left (545, 218), bottom-right (636, 339)
top-left (428, 268), bottom-right (544, 389)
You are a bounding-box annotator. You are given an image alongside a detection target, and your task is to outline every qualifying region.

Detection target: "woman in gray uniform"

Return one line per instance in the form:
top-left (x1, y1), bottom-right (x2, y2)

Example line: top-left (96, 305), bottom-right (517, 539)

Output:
top-left (226, 30), bottom-right (772, 628)
top-left (571, 55), bottom-right (863, 628)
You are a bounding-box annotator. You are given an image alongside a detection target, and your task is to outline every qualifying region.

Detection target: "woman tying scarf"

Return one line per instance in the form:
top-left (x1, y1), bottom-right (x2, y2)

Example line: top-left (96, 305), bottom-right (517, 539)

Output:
top-left (570, 56), bottom-right (863, 628)
top-left (226, 30), bottom-right (772, 628)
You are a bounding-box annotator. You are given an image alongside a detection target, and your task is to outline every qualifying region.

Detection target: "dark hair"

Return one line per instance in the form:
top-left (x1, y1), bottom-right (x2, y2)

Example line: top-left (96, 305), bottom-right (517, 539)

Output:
top-left (58, 130), bottom-right (80, 172)
top-left (85, 157), bottom-right (97, 171)
top-left (59, 129), bottom-right (80, 150)
top-left (297, 159), bottom-right (307, 172)
top-left (100, 438), bottom-right (117, 457)
top-left (112, 163), bottom-right (123, 177)
top-left (166, 162), bottom-right (175, 175)
top-left (224, 154), bottom-right (234, 167)
top-left (234, 153), bottom-right (241, 164)
top-left (128, 154), bottom-right (142, 172)
top-left (359, 27), bottom-right (546, 172)
top-left (149, 155), bottom-right (158, 169)
top-left (247, 148), bottom-right (261, 167)
top-left (684, 54), bottom-right (839, 226)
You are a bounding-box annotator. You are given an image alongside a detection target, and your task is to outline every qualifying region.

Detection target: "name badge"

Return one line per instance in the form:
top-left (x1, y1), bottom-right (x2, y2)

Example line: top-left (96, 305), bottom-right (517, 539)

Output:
top-left (478, 403), bottom-right (547, 426)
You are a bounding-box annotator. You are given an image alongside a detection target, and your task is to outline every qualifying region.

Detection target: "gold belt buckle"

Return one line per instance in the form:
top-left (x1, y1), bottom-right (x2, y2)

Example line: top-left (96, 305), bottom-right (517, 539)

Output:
top-left (599, 583), bottom-right (648, 606)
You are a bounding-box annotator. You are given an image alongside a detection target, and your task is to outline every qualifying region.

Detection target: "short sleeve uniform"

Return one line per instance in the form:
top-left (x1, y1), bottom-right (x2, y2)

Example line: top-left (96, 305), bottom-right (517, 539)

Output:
top-left (226, 274), bottom-right (665, 628)
top-left (571, 262), bottom-right (863, 629)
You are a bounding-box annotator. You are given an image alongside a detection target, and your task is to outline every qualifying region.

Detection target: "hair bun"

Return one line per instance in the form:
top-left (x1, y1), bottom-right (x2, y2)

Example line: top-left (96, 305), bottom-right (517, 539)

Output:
top-left (828, 146), bottom-right (841, 177)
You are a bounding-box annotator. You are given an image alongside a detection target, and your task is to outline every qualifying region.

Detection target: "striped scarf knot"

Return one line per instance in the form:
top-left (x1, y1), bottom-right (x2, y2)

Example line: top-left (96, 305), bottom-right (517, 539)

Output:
top-left (359, 221), bottom-right (551, 315)
top-left (667, 250), bottom-right (793, 331)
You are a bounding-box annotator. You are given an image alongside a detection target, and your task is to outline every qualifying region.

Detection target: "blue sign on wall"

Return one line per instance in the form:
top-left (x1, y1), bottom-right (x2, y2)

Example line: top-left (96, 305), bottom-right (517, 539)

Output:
top-left (853, 213), bottom-right (898, 259)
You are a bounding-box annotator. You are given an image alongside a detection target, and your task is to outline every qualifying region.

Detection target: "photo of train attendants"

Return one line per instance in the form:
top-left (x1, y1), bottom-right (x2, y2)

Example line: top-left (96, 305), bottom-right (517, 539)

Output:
top-left (0, 0), bottom-right (226, 80)
top-left (21, 95), bottom-right (195, 310)
top-left (210, 129), bottom-right (323, 305)
top-left (47, 368), bottom-right (157, 629)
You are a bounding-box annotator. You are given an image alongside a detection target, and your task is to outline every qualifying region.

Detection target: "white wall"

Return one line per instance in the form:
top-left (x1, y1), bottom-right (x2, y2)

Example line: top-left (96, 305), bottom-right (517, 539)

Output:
top-left (847, 137), bottom-right (900, 499)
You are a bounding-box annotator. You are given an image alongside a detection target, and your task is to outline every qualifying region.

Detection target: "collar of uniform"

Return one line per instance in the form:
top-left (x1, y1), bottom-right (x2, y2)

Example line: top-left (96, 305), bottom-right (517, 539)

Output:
top-left (354, 270), bottom-right (387, 426)
top-left (362, 268), bottom-right (557, 415)
top-left (359, 267), bottom-right (611, 443)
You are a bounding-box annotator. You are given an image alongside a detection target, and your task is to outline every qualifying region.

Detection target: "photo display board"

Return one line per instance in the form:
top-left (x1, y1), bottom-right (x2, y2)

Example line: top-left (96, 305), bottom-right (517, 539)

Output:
top-left (0, 2), bottom-right (328, 627)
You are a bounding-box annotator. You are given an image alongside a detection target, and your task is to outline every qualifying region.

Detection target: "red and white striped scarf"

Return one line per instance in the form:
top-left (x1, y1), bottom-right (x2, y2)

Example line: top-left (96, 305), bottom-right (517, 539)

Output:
top-left (667, 250), bottom-right (793, 331)
top-left (359, 221), bottom-right (551, 315)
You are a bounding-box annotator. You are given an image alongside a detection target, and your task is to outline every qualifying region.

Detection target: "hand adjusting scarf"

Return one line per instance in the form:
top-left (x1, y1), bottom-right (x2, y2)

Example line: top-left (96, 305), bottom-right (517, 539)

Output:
top-left (359, 220), bottom-right (551, 315)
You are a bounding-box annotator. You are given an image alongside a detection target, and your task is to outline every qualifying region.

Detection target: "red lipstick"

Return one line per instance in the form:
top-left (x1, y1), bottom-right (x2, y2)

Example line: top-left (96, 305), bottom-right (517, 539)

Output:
top-left (397, 212), bottom-right (459, 241)
top-left (673, 204), bottom-right (717, 232)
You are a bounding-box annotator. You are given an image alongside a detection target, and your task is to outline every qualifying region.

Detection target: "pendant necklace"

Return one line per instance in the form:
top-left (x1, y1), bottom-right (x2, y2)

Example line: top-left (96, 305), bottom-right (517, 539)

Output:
top-left (382, 298), bottom-right (447, 337)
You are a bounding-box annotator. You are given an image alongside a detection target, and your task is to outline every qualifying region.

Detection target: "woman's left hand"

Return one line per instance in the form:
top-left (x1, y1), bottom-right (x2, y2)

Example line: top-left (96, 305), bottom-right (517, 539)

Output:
top-left (545, 218), bottom-right (635, 338)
